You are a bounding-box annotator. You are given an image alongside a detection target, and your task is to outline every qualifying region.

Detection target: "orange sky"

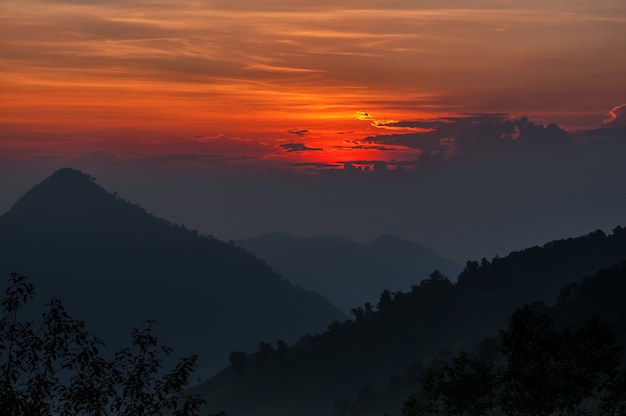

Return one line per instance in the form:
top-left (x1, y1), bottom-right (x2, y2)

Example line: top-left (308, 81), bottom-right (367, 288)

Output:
top-left (2, 0), bottom-right (625, 168)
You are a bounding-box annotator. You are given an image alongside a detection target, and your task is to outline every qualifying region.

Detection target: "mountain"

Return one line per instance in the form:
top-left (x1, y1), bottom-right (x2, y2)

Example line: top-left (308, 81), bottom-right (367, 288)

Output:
top-left (337, 260), bottom-right (626, 416)
top-left (237, 233), bottom-right (462, 314)
top-left (0, 168), bottom-right (345, 377)
top-left (196, 226), bottom-right (626, 416)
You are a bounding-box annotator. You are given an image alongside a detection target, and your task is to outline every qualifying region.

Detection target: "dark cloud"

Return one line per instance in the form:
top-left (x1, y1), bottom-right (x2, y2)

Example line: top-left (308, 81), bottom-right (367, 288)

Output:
top-left (336, 159), bottom-right (417, 167)
top-left (364, 114), bottom-right (572, 158)
top-left (338, 162), bottom-right (390, 173)
top-left (287, 129), bottom-right (309, 137)
top-left (192, 134), bottom-right (224, 141)
top-left (332, 144), bottom-right (402, 152)
top-left (280, 143), bottom-right (323, 152)
top-left (375, 113), bottom-right (507, 130)
top-left (363, 131), bottom-right (444, 152)
top-left (285, 162), bottom-right (340, 170)
top-left (362, 114), bottom-right (511, 153)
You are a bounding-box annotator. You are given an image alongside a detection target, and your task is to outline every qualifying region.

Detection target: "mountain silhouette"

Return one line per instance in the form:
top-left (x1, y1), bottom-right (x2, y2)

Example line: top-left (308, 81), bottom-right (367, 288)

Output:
top-left (0, 168), bottom-right (345, 376)
top-left (196, 226), bottom-right (626, 416)
top-left (237, 232), bottom-right (461, 313)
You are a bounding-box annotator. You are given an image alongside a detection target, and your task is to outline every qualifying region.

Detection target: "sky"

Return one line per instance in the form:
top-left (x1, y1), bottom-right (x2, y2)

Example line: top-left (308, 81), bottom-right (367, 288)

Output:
top-left (1, 0), bottom-right (626, 262)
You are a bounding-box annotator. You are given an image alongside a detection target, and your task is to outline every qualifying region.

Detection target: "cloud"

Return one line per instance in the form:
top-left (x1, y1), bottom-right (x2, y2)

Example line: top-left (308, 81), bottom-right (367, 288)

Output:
top-left (332, 144), bottom-right (406, 152)
top-left (354, 111), bottom-right (411, 131)
top-left (286, 161), bottom-right (339, 170)
top-left (603, 104), bottom-right (626, 127)
top-left (576, 104), bottom-right (626, 144)
top-left (354, 111), bottom-right (373, 120)
top-left (363, 114), bottom-right (573, 157)
top-left (288, 129), bottom-right (309, 137)
top-left (312, 160), bottom-right (420, 175)
top-left (280, 143), bottom-right (323, 153)
top-left (245, 63), bottom-right (323, 74)
top-left (191, 134), bottom-right (225, 142)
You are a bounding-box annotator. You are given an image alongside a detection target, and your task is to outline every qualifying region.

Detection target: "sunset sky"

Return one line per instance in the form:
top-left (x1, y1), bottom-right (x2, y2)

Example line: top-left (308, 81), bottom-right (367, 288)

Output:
top-left (2, 0), bottom-right (626, 261)
top-left (2, 0), bottom-right (626, 168)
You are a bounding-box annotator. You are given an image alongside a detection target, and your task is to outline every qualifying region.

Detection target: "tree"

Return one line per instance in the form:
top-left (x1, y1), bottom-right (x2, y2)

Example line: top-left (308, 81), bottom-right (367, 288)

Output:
top-left (333, 395), bottom-right (351, 416)
top-left (499, 305), bottom-right (622, 416)
top-left (228, 351), bottom-right (247, 381)
top-left (352, 384), bottom-right (379, 415)
top-left (256, 341), bottom-right (274, 369)
top-left (364, 302), bottom-right (374, 316)
top-left (0, 273), bottom-right (222, 415)
top-left (403, 352), bottom-right (497, 416)
top-left (424, 352), bottom-right (497, 416)
top-left (377, 290), bottom-right (393, 312)
top-left (276, 340), bottom-right (288, 358)
top-left (351, 306), bottom-right (366, 321)
top-left (420, 270), bottom-right (452, 289)
top-left (402, 304), bottom-right (626, 416)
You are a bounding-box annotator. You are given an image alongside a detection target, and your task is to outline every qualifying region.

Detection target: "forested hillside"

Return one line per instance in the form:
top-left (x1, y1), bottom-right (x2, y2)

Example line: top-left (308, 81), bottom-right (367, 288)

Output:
top-left (196, 227), bottom-right (626, 416)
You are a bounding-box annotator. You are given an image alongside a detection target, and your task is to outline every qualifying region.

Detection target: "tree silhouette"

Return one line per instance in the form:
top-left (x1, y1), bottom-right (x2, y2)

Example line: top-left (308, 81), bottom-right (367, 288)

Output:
top-left (0, 273), bottom-right (223, 416)
top-left (402, 352), bottom-right (496, 416)
top-left (276, 340), bottom-right (288, 358)
top-left (402, 304), bottom-right (626, 416)
top-left (256, 342), bottom-right (274, 370)
top-left (228, 351), bottom-right (247, 381)
top-left (500, 304), bottom-right (622, 416)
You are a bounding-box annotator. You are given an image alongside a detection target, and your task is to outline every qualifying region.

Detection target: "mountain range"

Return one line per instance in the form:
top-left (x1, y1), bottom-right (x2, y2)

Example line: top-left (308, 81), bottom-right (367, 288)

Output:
top-left (195, 226), bottom-right (626, 416)
top-left (4, 168), bottom-right (626, 416)
top-left (0, 168), bottom-right (345, 376)
top-left (237, 233), bottom-right (462, 314)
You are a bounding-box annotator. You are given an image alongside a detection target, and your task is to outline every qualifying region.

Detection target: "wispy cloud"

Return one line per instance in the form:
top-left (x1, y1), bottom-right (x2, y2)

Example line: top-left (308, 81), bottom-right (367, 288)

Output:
top-left (246, 64), bottom-right (323, 73)
top-left (280, 143), bottom-right (323, 153)
top-left (603, 104), bottom-right (626, 127)
top-left (288, 129), bottom-right (309, 137)
top-left (191, 134), bottom-right (225, 142)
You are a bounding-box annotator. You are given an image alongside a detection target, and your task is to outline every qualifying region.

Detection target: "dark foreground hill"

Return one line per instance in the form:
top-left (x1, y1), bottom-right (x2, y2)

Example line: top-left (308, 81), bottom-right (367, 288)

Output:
top-left (195, 226), bottom-right (626, 416)
top-left (0, 168), bottom-right (345, 376)
top-left (237, 233), bottom-right (462, 314)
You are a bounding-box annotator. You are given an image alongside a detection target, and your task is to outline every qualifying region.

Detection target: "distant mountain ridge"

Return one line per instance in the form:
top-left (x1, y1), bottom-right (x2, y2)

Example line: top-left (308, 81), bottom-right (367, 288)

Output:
top-left (0, 168), bottom-right (345, 376)
top-left (237, 232), bottom-right (462, 313)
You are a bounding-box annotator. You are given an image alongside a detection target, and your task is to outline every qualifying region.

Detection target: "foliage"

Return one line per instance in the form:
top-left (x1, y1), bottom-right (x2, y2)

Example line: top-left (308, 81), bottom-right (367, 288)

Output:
top-left (500, 305), bottom-right (621, 416)
top-left (424, 352), bottom-right (496, 416)
top-left (198, 234), bottom-right (626, 416)
top-left (228, 351), bottom-right (247, 381)
top-left (0, 273), bottom-right (223, 416)
top-left (402, 304), bottom-right (626, 416)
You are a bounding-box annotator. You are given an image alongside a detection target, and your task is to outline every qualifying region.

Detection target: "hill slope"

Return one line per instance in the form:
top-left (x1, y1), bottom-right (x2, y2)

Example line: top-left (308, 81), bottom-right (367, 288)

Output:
top-left (237, 233), bottom-right (462, 314)
top-left (0, 168), bottom-right (345, 376)
top-left (196, 226), bottom-right (626, 416)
